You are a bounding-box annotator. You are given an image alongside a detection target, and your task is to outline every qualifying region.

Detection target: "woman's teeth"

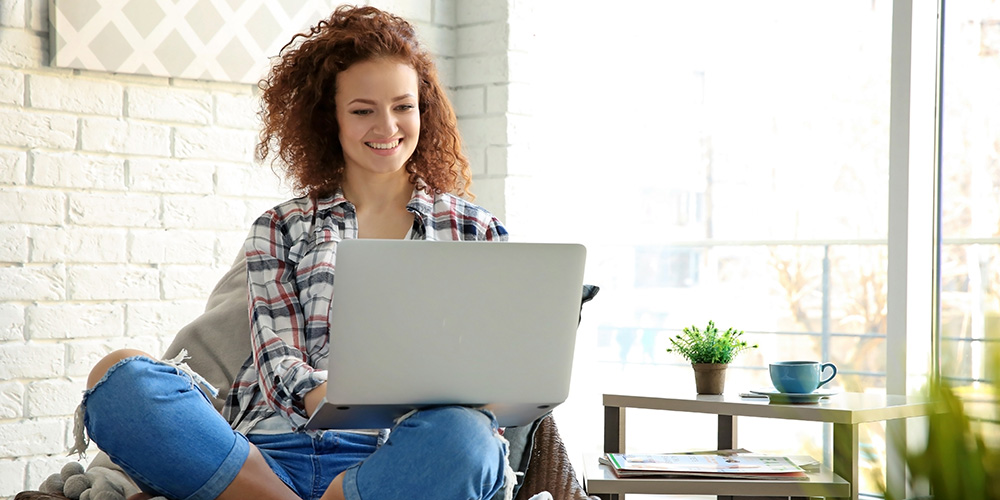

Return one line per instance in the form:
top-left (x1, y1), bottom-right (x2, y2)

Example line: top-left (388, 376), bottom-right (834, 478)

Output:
top-left (366, 139), bottom-right (400, 150)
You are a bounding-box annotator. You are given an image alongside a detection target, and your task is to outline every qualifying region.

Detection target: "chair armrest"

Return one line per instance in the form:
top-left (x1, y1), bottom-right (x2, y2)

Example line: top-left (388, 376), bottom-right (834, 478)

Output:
top-left (515, 414), bottom-right (600, 500)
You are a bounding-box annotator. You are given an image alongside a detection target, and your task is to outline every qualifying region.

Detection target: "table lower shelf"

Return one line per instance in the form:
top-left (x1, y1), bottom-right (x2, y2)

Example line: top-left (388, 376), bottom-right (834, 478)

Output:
top-left (581, 453), bottom-right (851, 498)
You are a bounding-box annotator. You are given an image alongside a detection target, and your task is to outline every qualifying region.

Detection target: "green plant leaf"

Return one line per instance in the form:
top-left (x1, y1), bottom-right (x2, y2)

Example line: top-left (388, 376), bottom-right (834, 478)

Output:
top-left (878, 362), bottom-right (999, 500)
top-left (666, 320), bottom-right (757, 364)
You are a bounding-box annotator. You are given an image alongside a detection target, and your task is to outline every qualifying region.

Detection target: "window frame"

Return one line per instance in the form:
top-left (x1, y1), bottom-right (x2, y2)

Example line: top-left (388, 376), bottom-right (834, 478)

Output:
top-left (885, 1), bottom-right (943, 498)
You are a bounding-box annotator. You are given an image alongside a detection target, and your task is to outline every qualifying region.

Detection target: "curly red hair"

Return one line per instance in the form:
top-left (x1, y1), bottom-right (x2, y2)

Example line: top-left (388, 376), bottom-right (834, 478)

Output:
top-left (256, 5), bottom-right (472, 199)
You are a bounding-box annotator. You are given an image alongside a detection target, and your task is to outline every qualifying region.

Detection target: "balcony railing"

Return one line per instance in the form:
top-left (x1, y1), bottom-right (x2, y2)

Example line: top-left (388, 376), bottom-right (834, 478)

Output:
top-left (594, 237), bottom-right (999, 386)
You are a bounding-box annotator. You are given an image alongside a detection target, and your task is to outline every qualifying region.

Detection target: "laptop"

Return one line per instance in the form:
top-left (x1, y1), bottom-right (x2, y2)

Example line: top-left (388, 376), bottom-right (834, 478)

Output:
top-left (303, 239), bottom-right (587, 430)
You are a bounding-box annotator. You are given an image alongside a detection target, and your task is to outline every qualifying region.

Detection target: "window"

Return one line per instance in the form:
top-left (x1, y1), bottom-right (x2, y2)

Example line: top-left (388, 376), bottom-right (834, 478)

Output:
top-left (521, 1), bottom-right (919, 496)
top-left (939, 0), bottom-right (1000, 389)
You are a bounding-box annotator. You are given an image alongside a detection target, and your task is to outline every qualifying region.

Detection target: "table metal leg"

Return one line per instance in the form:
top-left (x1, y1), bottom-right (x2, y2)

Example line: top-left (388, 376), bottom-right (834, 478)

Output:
top-left (601, 406), bottom-right (625, 499)
top-left (717, 414), bottom-right (737, 449)
top-left (604, 405), bottom-right (626, 453)
top-left (833, 422), bottom-right (859, 500)
top-left (717, 414), bottom-right (737, 500)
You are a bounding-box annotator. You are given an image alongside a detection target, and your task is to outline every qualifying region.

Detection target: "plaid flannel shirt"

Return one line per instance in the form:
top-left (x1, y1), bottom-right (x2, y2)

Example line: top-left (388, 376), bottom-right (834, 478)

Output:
top-left (222, 187), bottom-right (508, 434)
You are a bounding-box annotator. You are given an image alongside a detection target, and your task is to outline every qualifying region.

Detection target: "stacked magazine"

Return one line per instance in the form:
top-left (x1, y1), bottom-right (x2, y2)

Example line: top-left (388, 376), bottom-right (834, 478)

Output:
top-left (600, 449), bottom-right (810, 480)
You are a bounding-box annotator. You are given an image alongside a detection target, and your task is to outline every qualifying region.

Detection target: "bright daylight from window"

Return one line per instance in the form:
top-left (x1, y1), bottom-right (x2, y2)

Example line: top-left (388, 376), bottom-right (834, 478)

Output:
top-left (516, 1), bottom-right (1000, 497)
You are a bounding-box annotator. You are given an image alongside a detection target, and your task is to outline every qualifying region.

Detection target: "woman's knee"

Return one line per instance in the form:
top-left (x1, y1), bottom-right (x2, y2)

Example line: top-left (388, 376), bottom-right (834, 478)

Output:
top-left (410, 406), bottom-right (495, 438)
top-left (409, 407), bottom-right (505, 469)
top-left (355, 407), bottom-right (506, 498)
top-left (87, 348), bottom-right (152, 389)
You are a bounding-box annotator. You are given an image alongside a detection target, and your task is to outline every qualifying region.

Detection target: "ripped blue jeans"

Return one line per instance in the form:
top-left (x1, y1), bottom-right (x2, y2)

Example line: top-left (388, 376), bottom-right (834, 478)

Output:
top-left (79, 356), bottom-right (511, 500)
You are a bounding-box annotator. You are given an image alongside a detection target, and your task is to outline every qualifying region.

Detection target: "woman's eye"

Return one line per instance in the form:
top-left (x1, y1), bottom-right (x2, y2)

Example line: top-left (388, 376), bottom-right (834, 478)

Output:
top-left (396, 104), bottom-right (415, 112)
top-left (351, 109), bottom-right (373, 116)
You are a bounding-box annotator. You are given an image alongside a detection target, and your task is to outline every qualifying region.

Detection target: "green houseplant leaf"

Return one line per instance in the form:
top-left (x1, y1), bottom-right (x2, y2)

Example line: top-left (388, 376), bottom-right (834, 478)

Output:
top-left (666, 320), bottom-right (757, 364)
top-left (879, 351), bottom-right (999, 500)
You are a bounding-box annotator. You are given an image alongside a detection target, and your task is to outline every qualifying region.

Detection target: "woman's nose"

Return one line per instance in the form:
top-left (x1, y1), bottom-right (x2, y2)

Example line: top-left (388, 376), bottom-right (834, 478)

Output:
top-left (372, 111), bottom-right (398, 136)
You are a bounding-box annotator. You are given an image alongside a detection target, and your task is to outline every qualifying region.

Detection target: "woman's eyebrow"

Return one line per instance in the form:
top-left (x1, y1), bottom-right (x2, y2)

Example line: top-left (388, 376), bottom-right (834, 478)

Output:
top-left (348, 94), bottom-right (416, 105)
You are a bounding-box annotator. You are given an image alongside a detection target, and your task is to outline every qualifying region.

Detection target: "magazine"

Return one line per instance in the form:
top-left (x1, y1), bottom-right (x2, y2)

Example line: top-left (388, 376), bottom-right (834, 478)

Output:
top-left (601, 449), bottom-right (809, 480)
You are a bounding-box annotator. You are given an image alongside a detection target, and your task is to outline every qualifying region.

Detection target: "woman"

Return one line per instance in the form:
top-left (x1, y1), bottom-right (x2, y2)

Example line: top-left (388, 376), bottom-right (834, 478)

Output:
top-left (80, 6), bottom-right (515, 500)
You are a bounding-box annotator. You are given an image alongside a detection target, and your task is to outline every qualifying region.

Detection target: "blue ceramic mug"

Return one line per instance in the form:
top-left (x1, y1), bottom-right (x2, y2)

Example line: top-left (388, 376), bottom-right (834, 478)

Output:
top-left (769, 361), bottom-right (837, 394)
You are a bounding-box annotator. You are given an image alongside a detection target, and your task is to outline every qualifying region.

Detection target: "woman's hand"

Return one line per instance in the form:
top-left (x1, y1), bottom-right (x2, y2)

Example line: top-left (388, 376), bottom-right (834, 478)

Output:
top-left (304, 382), bottom-right (327, 417)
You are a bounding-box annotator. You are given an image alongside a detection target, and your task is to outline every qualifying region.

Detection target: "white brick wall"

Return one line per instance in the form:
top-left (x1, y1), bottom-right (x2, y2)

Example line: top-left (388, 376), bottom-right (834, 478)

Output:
top-left (0, 0), bottom-right (288, 490)
top-left (0, 69), bottom-right (24, 105)
top-left (0, 109), bottom-right (77, 149)
top-left (79, 117), bottom-right (172, 156)
top-left (25, 379), bottom-right (84, 417)
top-left (0, 459), bottom-right (28, 498)
top-left (28, 75), bottom-right (123, 116)
top-left (0, 225), bottom-right (29, 262)
top-left (26, 304), bottom-right (124, 340)
top-left (126, 86), bottom-right (213, 124)
top-left (31, 152), bottom-right (127, 191)
top-left (450, 0), bottom-right (535, 227)
top-left (0, 265), bottom-right (65, 301)
top-left (0, 382), bottom-right (24, 418)
top-left (0, 0), bottom-right (517, 495)
top-left (0, 304), bottom-right (25, 341)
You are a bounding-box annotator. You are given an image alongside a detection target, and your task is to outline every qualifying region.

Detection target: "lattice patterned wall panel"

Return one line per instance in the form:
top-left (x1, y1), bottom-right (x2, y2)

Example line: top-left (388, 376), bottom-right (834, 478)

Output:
top-left (49, 0), bottom-right (339, 84)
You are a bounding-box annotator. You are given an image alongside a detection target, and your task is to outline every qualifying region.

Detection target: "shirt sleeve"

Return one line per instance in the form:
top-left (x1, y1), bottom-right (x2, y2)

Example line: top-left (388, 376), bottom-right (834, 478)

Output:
top-left (244, 209), bottom-right (328, 426)
top-left (484, 216), bottom-right (509, 241)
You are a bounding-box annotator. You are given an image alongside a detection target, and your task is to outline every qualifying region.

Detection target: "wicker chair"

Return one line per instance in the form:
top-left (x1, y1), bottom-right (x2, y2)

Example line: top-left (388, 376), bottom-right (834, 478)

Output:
top-left (517, 415), bottom-right (600, 500)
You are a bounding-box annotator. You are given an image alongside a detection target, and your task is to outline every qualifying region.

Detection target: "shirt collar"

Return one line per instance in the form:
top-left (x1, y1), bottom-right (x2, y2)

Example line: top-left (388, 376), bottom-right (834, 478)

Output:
top-left (314, 189), bottom-right (351, 212)
top-left (314, 184), bottom-right (436, 218)
top-left (405, 186), bottom-right (435, 218)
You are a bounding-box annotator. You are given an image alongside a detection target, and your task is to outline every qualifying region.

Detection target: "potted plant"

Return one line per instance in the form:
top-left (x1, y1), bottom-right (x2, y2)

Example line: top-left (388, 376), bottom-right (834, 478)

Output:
top-left (667, 320), bottom-right (757, 394)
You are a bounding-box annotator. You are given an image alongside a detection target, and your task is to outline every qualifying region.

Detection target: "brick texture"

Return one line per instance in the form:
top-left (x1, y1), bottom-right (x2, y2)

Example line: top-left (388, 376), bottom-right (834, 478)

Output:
top-left (0, 109), bottom-right (76, 149)
top-left (28, 74), bottom-right (123, 116)
top-left (30, 226), bottom-right (128, 263)
top-left (0, 68), bottom-right (23, 105)
top-left (80, 117), bottom-right (171, 156)
top-left (0, 381), bottom-right (25, 419)
top-left (25, 379), bottom-right (86, 417)
top-left (126, 86), bottom-right (212, 124)
top-left (127, 158), bottom-right (215, 194)
top-left (0, 459), bottom-right (27, 498)
top-left (0, 224), bottom-right (29, 263)
top-left (453, 0), bottom-right (518, 222)
top-left (0, 304), bottom-right (25, 341)
top-left (31, 152), bottom-right (127, 190)
top-left (0, 343), bottom-right (64, 379)
top-left (26, 303), bottom-right (125, 340)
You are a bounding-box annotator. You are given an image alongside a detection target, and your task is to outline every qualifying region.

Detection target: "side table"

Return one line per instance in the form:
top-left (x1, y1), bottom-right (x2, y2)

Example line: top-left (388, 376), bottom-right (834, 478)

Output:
top-left (590, 391), bottom-right (934, 500)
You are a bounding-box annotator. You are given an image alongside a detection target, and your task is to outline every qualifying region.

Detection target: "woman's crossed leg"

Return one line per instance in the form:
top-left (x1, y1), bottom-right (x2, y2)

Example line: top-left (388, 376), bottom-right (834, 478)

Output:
top-left (85, 349), bottom-right (299, 500)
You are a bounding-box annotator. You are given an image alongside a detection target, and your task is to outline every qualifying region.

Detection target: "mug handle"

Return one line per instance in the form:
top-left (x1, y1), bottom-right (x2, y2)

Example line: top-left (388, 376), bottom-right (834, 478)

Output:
top-left (818, 362), bottom-right (837, 388)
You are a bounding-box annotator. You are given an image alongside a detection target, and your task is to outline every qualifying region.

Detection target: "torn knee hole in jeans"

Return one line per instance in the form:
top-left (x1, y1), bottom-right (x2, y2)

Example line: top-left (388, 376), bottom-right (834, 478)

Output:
top-left (161, 349), bottom-right (220, 398)
top-left (70, 350), bottom-right (220, 459)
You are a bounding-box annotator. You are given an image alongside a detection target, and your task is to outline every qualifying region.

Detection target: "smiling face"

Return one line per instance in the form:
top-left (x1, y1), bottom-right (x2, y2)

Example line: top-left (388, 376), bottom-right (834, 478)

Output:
top-left (335, 58), bottom-right (421, 183)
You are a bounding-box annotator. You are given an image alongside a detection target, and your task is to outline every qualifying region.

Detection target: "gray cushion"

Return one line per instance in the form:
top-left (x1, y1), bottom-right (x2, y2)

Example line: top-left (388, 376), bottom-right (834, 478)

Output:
top-left (162, 250), bottom-right (251, 411)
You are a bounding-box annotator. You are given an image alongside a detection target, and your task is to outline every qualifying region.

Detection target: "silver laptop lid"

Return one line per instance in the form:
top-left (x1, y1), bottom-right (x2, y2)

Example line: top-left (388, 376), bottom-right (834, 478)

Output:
top-left (306, 239), bottom-right (586, 429)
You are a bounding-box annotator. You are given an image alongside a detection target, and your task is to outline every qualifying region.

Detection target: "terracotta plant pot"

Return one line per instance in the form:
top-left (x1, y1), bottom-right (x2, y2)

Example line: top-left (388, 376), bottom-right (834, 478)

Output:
top-left (692, 363), bottom-right (728, 395)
